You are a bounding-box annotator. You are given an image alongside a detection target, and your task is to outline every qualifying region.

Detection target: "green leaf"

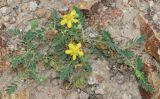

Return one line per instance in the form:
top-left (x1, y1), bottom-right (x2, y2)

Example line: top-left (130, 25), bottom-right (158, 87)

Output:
top-left (73, 6), bottom-right (85, 28)
top-left (23, 29), bottom-right (43, 42)
top-left (135, 57), bottom-right (144, 71)
top-left (125, 36), bottom-right (145, 49)
top-left (81, 55), bottom-right (90, 64)
top-left (73, 76), bottom-right (86, 88)
top-left (8, 28), bottom-right (21, 35)
top-left (120, 50), bottom-right (134, 59)
top-left (83, 64), bottom-right (92, 73)
top-left (103, 31), bottom-right (117, 51)
top-left (6, 82), bottom-right (18, 95)
top-left (60, 66), bottom-right (72, 80)
top-left (31, 19), bottom-right (39, 30)
top-left (51, 9), bottom-right (60, 29)
top-left (10, 56), bottom-right (22, 69)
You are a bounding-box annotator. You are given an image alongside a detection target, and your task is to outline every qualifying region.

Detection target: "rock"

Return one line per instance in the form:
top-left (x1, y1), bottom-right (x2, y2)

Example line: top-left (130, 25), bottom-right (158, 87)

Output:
top-left (9, 17), bottom-right (16, 24)
top-left (7, 0), bottom-right (22, 6)
top-left (0, 7), bottom-right (11, 15)
top-left (29, 1), bottom-right (38, 11)
top-left (0, 23), bottom-right (6, 30)
top-left (123, 0), bottom-right (128, 4)
top-left (20, 3), bottom-right (28, 12)
top-left (145, 62), bottom-right (160, 99)
top-left (139, 14), bottom-right (160, 62)
top-left (51, 79), bottom-right (59, 86)
top-left (66, 91), bottom-right (79, 99)
top-left (0, 31), bottom-right (10, 73)
top-left (117, 74), bottom-right (125, 84)
top-left (102, 0), bottom-right (117, 7)
top-left (34, 8), bottom-right (51, 19)
top-left (95, 84), bottom-right (107, 95)
top-left (148, 0), bottom-right (154, 8)
top-left (36, 85), bottom-right (44, 92)
top-left (3, 15), bottom-right (10, 22)
top-left (0, 0), bottom-right (7, 7)
top-left (72, 0), bottom-right (101, 15)
top-left (153, 14), bottom-right (158, 21)
top-left (145, 35), bottom-right (160, 63)
top-left (79, 91), bottom-right (89, 99)
top-left (51, 70), bottom-right (58, 79)
top-left (88, 60), bottom-right (108, 95)
top-left (88, 59), bottom-right (109, 85)
top-left (139, 13), bottom-right (160, 98)
top-left (123, 93), bottom-right (132, 99)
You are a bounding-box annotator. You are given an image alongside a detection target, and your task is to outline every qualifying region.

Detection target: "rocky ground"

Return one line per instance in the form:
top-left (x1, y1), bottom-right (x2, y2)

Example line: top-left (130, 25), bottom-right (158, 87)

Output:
top-left (0, 0), bottom-right (160, 99)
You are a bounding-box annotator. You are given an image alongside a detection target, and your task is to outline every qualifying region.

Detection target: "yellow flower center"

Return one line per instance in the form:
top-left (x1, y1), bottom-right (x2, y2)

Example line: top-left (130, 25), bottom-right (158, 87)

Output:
top-left (60, 10), bottom-right (79, 28)
top-left (65, 43), bottom-right (84, 60)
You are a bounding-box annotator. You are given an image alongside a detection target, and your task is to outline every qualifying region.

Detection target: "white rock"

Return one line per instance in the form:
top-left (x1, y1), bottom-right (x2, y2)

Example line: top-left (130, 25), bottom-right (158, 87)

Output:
top-left (95, 84), bottom-right (106, 95)
top-left (66, 92), bottom-right (79, 99)
top-left (123, 0), bottom-right (128, 3)
top-left (149, 1), bottom-right (154, 8)
top-left (29, 1), bottom-right (38, 11)
top-left (80, 91), bottom-right (89, 99)
top-left (9, 17), bottom-right (16, 24)
top-left (88, 74), bottom-right (99, 85)
top-left (3, 15), bottom-right (10, 22)
top-left (0, 7), bottom-right (11, 15)
top-left (7, 0), bottom-right (21, 5)
top-left (153, 14), bottom-right (158, 21)
top-left (0, 0), bottom-right (7, 7)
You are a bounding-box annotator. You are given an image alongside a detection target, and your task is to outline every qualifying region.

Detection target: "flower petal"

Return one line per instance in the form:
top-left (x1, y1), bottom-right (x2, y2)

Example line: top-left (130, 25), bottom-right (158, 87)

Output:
top-left (78, 51), bottom-right (84, 56)
top-left (60, 19), bottom-right (67, 25)
top-left (67, 21), bottom-right (72, 28)
top-left (68, 43), bottom-right (75, 50)
top-left (76, 43), bottom-right (81, 49)
top-left (70, 10), bottom-right (76, 16)
top-left (65, 50), bottom-right (72, 54)
top-left (72, 19), bottom-right (78, 23)
top-left (72, 54), bottom-right (77, 60)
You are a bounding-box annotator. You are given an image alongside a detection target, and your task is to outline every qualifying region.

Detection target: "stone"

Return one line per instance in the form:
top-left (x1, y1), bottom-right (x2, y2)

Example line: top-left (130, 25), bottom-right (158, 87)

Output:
top-left (145, 36), bottom-right (160, 63)
top-left (29, 1), bottom-right (38, 11)
top-left (95, 84), bottom-right (107, 95)
top-left (34, 8), bottom-right (51, 19)
top-left (9, 17), bottom-right (16, 24)
top-left (148, 0), bottom-right (154, 8)
top-left (0, 0), bottom-right (7, 7)
top-left (88, 59), bottom-right (109, 85)
top-left (101, 0), bottom-right (117, 7)
top-left (80, 91), bottom-right (89, 99)
top-left (0, 23), bottom-right (6, 30)
top-left (123, 0), bottom-right (128, 4)
top-left (0, 7), bottom-right (11, 15)
top-left (143, 62), bottom-right (160, 99)
top-left (71, 0), bottom-right (101, 15)
top-left (7, 0), bottom-right (22, 6)
top-left (51, 70), bottom-right (58, 79)
top-left (20, 3), bottom-right (28, 12)
top-left (3, 15), bottom-right (10, 22)
top-left (66, 91), bottom-right (79, 99)
top-left (139, 14), bottom-right (160, 62)
top-left (0, 31), bottom-right (10, 73)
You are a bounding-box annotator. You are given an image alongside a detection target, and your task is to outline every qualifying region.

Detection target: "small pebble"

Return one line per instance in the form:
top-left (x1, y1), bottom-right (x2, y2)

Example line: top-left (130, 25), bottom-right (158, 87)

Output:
top-left (0, 7), bottom-right (11, 15)
top-left (9, 17), bottom-right (16, 24)
top-left (3, 16), bottom-right (10, 22)
top-left (29, 1), bottom-right (38, 11)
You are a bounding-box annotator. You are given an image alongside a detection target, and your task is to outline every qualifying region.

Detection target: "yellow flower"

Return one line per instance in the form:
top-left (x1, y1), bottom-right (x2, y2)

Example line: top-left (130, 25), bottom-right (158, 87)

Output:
top-left (65, 42), bottom-right (84, 60)
top-left (60, 10), bottom-right (79, 28)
